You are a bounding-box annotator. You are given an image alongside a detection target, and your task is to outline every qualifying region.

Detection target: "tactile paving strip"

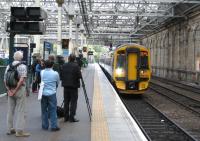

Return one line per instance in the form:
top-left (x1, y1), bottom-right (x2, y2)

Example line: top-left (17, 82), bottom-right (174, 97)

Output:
top-left (91, 69), bottom-right (110, 141)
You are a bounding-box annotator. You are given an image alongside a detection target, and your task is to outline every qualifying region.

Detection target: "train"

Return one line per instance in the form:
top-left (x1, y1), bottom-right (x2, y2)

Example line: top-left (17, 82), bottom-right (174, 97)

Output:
top-left (99, 43), bottom-right (151, 94)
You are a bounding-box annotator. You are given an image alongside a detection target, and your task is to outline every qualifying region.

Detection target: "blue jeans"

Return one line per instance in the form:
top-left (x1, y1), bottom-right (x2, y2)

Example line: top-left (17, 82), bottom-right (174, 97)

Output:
top-left (41, 94), bottom-right (58, 129)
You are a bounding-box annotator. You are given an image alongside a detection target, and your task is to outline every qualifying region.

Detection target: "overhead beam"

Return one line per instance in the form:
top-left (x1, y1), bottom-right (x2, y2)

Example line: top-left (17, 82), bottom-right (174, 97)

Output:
top-left (1, 0), bottom-right (200, 3)
top-left (84, 13), bottom-right (182, 17)
top-left (84, 0), bottom-right (200, 4)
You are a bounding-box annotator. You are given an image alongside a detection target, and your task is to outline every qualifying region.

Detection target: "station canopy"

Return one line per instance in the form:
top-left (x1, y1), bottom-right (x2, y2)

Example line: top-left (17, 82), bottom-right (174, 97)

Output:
top-left (0, 0), bottom-right (200, 45)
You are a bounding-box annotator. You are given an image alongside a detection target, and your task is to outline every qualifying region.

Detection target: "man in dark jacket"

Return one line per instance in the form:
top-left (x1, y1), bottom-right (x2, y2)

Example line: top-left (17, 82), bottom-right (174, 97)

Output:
top-left (61, 54), bottom-right (82, 122)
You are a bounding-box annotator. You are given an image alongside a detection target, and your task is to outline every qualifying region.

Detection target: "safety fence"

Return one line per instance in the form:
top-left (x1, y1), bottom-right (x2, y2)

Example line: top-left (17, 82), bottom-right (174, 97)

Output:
top-left (0, 66), bottom-right (6, 95)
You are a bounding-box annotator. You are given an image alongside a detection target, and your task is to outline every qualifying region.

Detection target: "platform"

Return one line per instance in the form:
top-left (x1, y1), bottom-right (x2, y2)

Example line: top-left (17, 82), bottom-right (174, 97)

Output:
top-left (0, 63), bottom-right (147, 141)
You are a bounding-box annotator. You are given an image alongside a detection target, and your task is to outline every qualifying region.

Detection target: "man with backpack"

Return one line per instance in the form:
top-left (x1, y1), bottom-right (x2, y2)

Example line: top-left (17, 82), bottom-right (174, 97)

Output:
top-left (4, 51), bottom-right (30, 137)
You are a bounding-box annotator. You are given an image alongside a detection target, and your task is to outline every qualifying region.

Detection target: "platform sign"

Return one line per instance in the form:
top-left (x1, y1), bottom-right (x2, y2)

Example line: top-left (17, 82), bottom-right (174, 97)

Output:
top-left (44, 41), bottom-right (52, 51)
top-left (8, 7), bottom-right (47, 34)
top-left (43, 41), bottom-right (52, 59)
top-left (44, 51), bottom-right (49, 60)
top-left (63, 49), bottom-right (69, 57)
top-left (0, 50), bottom-right (5, 58)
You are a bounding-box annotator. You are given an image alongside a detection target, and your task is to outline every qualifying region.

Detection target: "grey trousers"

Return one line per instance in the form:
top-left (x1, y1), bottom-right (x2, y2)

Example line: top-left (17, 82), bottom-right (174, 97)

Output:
top-left (7, 85), bottom-right (26, 132)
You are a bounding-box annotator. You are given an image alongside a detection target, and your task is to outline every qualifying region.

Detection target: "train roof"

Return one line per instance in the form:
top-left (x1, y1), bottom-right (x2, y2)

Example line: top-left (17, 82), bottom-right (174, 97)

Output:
top-left (116, 43), bottom-right (147, 50)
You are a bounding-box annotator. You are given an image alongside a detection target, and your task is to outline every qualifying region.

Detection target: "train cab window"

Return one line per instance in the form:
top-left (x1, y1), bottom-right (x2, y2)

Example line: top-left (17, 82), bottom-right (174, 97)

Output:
top-left (116, 54), bottom-right (125, 69)
top-left (140, 51), bottom-right (149, 69)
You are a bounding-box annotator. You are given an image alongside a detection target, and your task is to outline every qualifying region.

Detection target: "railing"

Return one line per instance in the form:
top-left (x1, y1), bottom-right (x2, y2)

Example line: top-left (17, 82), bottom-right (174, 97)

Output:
top-left (152, 66), bottom-right (200, 83)
top-left (0, 66), bottom-right (7, 95)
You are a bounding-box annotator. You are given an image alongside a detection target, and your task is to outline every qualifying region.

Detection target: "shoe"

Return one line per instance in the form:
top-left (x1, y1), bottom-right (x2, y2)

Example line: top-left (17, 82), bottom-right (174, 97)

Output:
top-left (51, 127), bottom-right (60, 132)
top-left (42, 127), bottom-right (48, 130)
top-left (69, 117), bottom-right (79, 122)
top-left (32, 90), bottom-right (38, 93)
top-left (15, 131), bottom-right (30, 137)
top-left (64, 117), bottom-right (69, 122)
top-left (64, 119), bottom-right (68, 122)
top-left (6, 128), bottom-right (16, 135)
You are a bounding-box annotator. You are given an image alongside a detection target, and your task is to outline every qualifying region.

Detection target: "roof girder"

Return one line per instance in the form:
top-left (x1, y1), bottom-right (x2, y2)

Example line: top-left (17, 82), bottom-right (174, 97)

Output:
top-left (0, 0), bottom-right (199, 45)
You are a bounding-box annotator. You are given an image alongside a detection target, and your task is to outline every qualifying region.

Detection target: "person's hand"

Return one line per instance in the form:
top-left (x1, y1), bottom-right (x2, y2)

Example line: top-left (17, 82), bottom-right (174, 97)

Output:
top-left (7, 89), bottom-right (16, 96)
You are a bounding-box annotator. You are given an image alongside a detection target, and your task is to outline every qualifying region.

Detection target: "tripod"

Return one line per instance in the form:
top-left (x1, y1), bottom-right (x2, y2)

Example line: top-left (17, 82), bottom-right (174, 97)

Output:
top-left (81, 78), bottom-right (92, 121)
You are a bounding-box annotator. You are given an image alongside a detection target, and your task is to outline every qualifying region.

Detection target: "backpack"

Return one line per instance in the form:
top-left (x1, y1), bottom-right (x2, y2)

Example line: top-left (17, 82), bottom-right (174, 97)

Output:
top-left (5, 63), bottom-right (21, 89)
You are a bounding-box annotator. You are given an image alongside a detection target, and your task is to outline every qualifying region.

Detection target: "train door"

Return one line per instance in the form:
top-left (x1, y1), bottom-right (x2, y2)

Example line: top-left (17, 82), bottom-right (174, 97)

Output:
top-left (114, 52), bottom-right (126, 90)
top-left (127, 53), bottom-right (138, 81)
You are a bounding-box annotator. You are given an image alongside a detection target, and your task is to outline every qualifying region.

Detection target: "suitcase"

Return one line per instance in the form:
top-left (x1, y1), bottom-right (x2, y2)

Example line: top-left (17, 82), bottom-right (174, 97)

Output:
top-left (57, 101), bottom-right (64, 118)
top-left (32, 81), bottom-right (37, 92)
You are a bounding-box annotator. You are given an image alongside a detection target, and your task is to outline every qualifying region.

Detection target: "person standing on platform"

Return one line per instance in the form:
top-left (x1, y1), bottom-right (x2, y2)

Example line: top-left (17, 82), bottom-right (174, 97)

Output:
top-left (40, 60), bottom-right (60, 131)
top-left (4, 51), bottom-right (30, 137)
top-left (61, 54), bottom-right (82, 122)
top-left (48, 54), bottom-right (60, 73)
top-left (31, 58), bottom-right (39, 93)
top-left (76, 53), bottom-right (83, 68)
top-left (35, 59), bottom-right (45, 90)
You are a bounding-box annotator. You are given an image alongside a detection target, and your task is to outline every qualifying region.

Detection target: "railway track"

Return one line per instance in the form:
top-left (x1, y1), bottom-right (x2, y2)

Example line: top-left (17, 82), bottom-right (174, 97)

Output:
top-left (152, 76), bottom-right (200, 94)
top-left (121, 97), bottom-right (197, 141)
top-left (149, 82), bottom-right (200, 116)
top-left (149, 81), bottom-right (200, 140)
top-left (100, 65), bottom-right (199, 141)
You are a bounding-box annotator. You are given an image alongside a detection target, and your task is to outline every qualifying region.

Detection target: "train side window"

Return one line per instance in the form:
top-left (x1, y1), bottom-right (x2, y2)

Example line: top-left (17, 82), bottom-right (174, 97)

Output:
top-left (116, 54), bottom-right (125, 69)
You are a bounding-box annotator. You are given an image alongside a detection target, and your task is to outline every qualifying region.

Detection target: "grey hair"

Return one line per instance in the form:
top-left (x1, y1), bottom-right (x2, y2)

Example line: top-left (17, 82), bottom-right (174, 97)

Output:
top-left (13, 51), bottom-right (23, 61)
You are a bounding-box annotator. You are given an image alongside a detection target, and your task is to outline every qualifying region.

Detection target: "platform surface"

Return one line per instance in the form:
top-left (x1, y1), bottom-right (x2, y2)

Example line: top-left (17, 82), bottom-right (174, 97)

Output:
top-left (0, 63), bottom-right (147, 141)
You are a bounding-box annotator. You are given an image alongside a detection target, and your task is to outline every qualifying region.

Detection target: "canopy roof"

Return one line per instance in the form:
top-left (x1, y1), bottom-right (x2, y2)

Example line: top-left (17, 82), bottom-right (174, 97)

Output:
top-left (0, 0), bottom-right (200, 45)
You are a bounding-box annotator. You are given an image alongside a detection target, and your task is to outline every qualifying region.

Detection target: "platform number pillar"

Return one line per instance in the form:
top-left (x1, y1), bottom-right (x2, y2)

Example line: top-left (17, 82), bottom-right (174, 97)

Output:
top-left (84, 35), bottom-right (87, 46)
top-left (68, 18), bottom-right (72, 39)
top-left (9, 33), bottom-right (15, 63)
top-left (80, 24), bottom-right (84, 48)
top-left (33, 0), bottom-right (41, 54)
top-left (68, 3), bottom-right (75, 55)
top-left (56, 0), bottom-right (64, 55)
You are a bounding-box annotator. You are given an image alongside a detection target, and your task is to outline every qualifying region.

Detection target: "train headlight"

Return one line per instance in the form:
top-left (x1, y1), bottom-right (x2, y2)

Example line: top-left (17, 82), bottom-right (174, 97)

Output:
top-left (140, 70), bottom-right (148, 77)
top-left (116, 68), bottom-right (124, 76)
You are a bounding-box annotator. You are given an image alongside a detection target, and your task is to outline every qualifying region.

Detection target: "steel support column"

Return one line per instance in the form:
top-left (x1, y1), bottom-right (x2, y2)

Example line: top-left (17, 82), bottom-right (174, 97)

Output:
top-left (9, 33), bottom-right (15, 63)
top-left (69, 17), bottom-right (73, 54)
top-left (57, 6), bottom-right (62, 55)
top-left (33, 0), bottom-right (41, 55)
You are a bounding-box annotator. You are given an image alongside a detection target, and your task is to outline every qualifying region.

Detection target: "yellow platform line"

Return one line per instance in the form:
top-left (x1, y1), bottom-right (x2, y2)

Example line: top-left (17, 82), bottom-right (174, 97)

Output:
top-left (91, 69), bottom-right (110, 141)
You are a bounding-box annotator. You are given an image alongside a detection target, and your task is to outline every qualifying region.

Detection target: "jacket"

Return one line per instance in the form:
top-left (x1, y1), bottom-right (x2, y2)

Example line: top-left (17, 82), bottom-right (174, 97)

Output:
top-left (61, 62), bottom-right (82, 88)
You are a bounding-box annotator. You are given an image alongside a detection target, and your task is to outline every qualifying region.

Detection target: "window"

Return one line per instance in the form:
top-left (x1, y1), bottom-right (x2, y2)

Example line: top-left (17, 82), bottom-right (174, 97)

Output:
top-left (116, 54), bottom-right (125, 69)
top-left (140, 56), bottom-right (149, 69)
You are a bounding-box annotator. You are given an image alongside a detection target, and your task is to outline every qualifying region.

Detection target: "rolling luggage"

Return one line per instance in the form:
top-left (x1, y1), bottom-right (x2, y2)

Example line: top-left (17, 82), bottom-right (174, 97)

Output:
top-left (57, 101), bottom-right (64, 118)
top-left (32, 81), bottom-right (37, 92)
